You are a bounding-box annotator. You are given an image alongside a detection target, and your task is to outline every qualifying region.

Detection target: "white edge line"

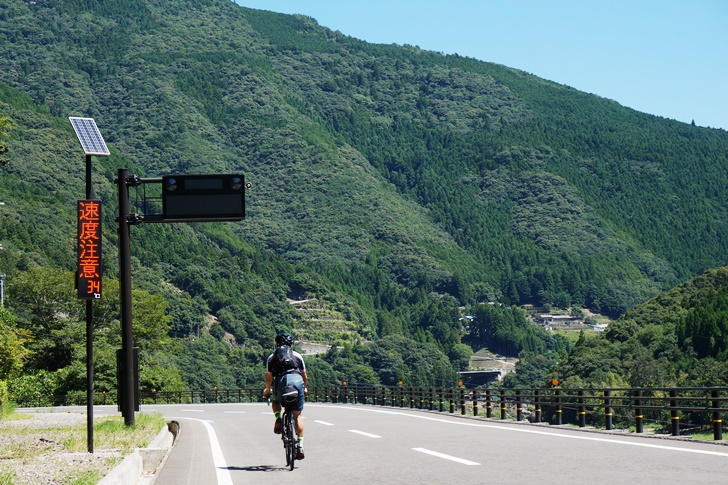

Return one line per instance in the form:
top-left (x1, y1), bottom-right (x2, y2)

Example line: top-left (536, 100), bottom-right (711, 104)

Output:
top-left (413, 447), bottom-right (480, 466)
top-left (349, 429), bottom-right (381, 438)
top-left (181, 417), bottom-right (233, 485)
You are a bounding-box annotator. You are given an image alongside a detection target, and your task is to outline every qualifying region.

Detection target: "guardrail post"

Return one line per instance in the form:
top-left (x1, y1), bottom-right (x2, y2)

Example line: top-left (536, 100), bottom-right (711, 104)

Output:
top-left (500, 389), bottom-right (507, 420)
top-left (516, 390), bottom-right (522, 421)
top-left (604, 390), bottom-right (612, 430)
top-left (485, 389), bottom-right (492, 418)
top-left (439, 388), bottom-right (445, 412)
top-left (409, 387), bottom-right (414, 408)
top-left (670, 389), bottom-right (680, 436)
top-left (578, 390), bottom-right (586, 428)
top-left (534, 389), bottom-right (541, 422)
top-left (449, 388), bottom-right (455, 413)
top-left (555, 389), bottom-right (562, 425)
top-left (473, 389), bottom-right (479, 417)
top-left (712, 388), bottom-right (722, 441)
top-left (634, 389), bottom-right (643, 433)
top-left (460, 388), bottom-right (466, 415)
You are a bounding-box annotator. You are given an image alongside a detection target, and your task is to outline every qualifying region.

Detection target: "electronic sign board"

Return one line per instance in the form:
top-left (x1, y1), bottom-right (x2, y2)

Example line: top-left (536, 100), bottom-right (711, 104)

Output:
top-left (77, 200), bottom-right (102, 299)
top-left (161, 174), bottom-right (245, 221)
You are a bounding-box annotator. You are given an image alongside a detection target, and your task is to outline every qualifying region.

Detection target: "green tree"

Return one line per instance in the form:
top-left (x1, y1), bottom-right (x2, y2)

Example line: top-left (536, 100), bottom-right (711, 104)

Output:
top-left (8, 267), bottom-right (83, 372)
top-left (0, 308), bottom-right (29, 380)
top-left (0, 114), bottom-right (12, 166)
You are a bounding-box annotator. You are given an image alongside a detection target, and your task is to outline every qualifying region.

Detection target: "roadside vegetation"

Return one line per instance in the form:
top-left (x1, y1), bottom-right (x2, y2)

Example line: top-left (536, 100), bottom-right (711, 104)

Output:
top-left (0, 412), bottom-right (166, 485)
top-left (0, 0), bottom-right (727, 403)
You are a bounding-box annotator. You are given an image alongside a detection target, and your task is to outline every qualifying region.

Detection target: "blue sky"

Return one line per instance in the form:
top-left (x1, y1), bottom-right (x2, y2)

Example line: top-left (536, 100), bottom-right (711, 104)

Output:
top-left (235, 1), bottom-right (727, 130)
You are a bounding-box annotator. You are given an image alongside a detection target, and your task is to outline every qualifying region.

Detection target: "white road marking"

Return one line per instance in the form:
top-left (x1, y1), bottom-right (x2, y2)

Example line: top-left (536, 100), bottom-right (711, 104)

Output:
top-left (413, 448), bottom-right (480, 466)
top-left (180, 409), bottom-right (204, 412)
top-left (308, 404), bottom-right (728, 458)
top-left (180, 418), bottom-right (233, 485)
top-left (223, 411), bottom-right (246, 414)
top-left (315, 420), bottom-right (335, 426)
top-left (349, 430), bottom-right (381, 438)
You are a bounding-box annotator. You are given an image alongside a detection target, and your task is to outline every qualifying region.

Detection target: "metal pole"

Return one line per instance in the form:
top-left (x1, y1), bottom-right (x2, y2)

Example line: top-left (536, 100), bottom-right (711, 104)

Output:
top-left (486, 389), bottom-right (492, 418)
top-left (85, 154), bottom-right (94, 453)
top-left (604, 390), bottom-right (612, 430)
top-left (670, 389), bottom-right (679, 436)
top-left (500, 389), bottom-right (506, 420)
top-left (634, 389), bottom-right (643, 433)
top-left (555, 389), bottom-right (562, 425)
top-left (712, 388), bottom-right (722, 441)
top-left (117, 169), bottom-right (135, 426)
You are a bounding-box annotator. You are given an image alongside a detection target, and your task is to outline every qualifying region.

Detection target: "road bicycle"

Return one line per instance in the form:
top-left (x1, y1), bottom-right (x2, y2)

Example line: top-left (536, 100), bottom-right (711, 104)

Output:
top-left (280, 385), bottom-right (300, 470)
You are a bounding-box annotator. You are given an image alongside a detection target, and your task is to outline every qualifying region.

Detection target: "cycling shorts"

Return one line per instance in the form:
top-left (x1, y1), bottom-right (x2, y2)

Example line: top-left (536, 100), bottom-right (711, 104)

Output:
top-left (273, 372), bottom-right (305, 411)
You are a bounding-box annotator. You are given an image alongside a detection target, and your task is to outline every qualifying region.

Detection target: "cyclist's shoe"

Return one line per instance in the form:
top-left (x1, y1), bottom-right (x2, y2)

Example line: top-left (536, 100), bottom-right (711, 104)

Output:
top-left (273, 418), bottom-right (282, 434)
top-left (296, 444), bottom-right (305, 460)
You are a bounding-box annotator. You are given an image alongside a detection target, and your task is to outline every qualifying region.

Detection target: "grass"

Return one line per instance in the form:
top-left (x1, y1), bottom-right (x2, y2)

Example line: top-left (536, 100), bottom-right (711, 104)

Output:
top-left (0, 403), bottom-right (15, 420)
top-left (0, 411), bottom-right (166, 484)
top-left (65, 470), bottom-right (104, 485)
top-left (94, 413), bottom-right (166, 453)
top-left (0, 471), bottom-right (14, 485)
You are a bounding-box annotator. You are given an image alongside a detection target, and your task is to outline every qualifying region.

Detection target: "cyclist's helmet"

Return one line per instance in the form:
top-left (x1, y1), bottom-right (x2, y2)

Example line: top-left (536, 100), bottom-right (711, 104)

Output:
top-left (275, 332), bottom-right (294, 346)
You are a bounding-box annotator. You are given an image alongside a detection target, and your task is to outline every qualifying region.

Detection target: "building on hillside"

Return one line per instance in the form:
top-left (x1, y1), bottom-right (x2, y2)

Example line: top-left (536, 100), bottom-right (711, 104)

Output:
top-left (537, 314), bottom-right (582, 326)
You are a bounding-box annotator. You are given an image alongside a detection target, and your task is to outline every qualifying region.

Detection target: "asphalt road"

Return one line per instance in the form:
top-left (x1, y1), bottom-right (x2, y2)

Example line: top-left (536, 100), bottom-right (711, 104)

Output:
top-left (137, 402), bottom-right (728, 484)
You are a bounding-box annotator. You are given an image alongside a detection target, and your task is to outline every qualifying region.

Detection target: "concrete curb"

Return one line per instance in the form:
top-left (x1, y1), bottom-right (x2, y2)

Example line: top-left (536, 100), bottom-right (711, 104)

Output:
top-left (98, 420), bottom-right (179, 485)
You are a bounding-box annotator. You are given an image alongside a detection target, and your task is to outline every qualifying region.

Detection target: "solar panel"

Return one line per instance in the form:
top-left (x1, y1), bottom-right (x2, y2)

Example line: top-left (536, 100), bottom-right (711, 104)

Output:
top-left (69, 117), bottom-right (110, 156)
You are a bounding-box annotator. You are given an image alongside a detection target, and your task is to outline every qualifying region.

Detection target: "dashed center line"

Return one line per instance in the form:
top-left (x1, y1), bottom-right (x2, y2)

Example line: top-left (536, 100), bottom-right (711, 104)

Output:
top-left (349, 430), bottom-right (381, 438)
top-left (180, 409), bottom-right (204, 412)
top-left (413, 448), bottom-right (480, 466)
top-left (315, 420), bottom-right (335, 426)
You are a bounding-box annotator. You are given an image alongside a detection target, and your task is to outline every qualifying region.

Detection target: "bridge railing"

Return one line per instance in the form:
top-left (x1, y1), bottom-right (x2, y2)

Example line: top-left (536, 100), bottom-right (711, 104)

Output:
top-left (12, 385), bottom-right (727, 440)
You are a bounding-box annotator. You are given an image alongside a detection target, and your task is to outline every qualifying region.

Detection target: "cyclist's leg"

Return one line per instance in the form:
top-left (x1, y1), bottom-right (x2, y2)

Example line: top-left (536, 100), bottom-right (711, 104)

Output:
top-left (288, 374), bottom-right (305, 438)
top-left (293, 410), bottom-right (304, 438)
top-left (271, 399), bottom-right (283, 434)
top-left (271, 376), bottom-right (284, 434)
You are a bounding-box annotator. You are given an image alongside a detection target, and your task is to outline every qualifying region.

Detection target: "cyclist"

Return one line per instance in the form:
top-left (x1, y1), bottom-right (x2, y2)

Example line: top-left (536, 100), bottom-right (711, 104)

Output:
top-left (263, 332), bottom-right (308, 459)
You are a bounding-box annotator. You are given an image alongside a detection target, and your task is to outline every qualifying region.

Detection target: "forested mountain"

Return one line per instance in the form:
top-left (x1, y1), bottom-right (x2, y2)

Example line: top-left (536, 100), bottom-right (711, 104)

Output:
top-left (550, 266), bottom-right (728, 388)
top-left (0, 0), bottom-right (727, 396)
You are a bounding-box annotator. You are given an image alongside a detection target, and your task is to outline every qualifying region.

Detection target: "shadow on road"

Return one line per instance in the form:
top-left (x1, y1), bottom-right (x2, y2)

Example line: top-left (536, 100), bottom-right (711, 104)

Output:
top-left (225, 465), bottom-right (289, 472)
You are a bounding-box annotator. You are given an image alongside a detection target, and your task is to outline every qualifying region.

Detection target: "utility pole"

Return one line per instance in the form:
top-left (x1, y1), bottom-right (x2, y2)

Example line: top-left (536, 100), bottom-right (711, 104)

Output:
top-left (70, 117), bottom-right (109, 453)
top-left (117, 168), bottom-right (136, 426)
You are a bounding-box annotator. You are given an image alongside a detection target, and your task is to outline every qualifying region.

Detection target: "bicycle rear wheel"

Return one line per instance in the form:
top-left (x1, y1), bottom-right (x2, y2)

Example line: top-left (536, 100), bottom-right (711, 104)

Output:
top-left (285, 411), bottom-right (296, 470)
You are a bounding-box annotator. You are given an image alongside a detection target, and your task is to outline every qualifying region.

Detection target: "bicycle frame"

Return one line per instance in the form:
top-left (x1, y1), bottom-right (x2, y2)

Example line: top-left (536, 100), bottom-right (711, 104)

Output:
top-left (281, 404), bottom-right (297, 470)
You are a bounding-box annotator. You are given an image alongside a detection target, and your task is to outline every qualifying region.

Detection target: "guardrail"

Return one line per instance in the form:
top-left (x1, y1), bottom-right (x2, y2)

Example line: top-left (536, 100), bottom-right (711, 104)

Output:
top-left (12, 385), bottom-right (727, 440)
